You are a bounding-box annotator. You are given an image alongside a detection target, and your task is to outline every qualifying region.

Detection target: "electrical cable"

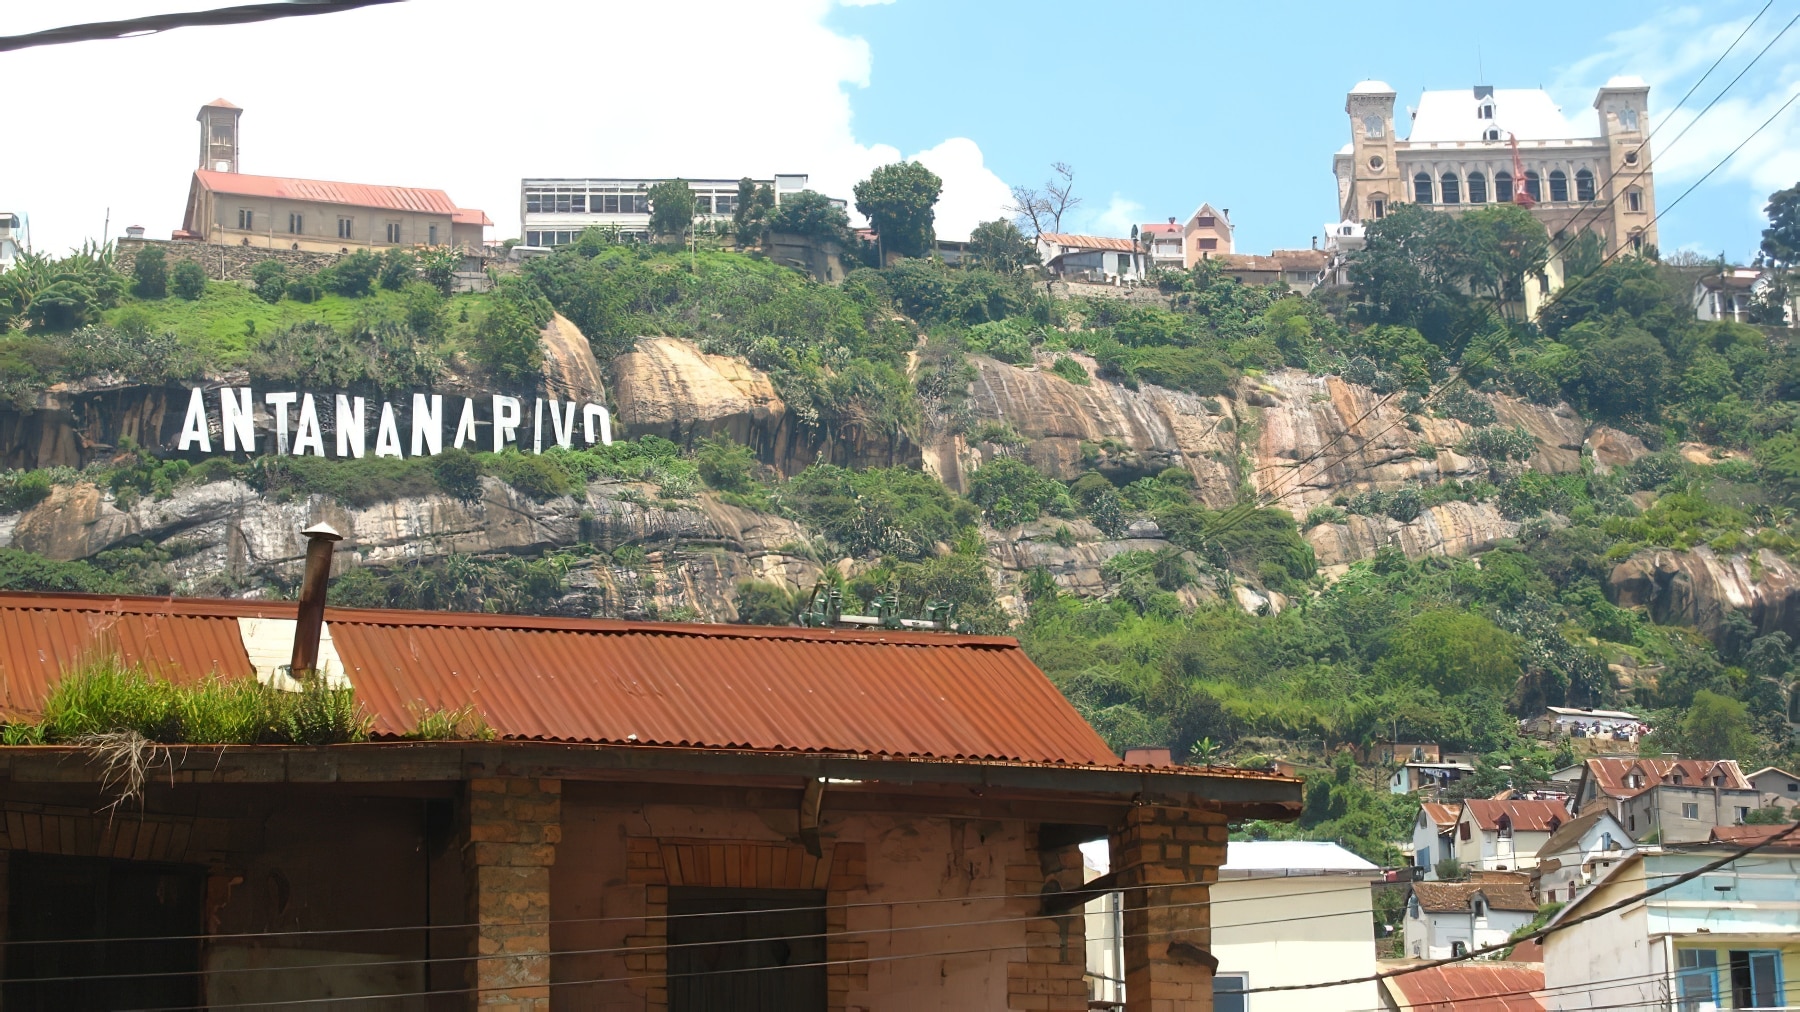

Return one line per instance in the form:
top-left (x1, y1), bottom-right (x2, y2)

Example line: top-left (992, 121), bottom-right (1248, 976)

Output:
top-left (0, 1), bottom-right (403, 53)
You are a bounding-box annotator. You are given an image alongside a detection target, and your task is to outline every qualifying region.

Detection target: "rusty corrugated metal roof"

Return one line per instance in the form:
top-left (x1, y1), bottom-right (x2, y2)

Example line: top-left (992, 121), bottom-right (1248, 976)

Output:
top-left (0, 592), bottom-right (1119, 765)
top-left (1384, 963), bottom-right (1545, 1011)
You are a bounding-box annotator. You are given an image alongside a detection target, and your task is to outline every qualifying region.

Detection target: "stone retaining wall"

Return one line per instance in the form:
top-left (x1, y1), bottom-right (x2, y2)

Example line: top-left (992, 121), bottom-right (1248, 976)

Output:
top-left (114, 237), bottom-right (345, 283)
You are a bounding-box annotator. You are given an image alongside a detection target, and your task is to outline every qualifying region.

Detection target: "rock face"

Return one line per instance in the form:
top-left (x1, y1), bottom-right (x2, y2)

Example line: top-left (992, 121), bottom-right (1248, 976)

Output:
top-left (1608, 547), bottom-right (1800, 643)
top-left (1305, 502), bottom-right (1521, 571)
top-left (537, 312), bottom-right (607, 405)
top-left (610, 337), bottom-right (919, 474)
top-left (3, 478), bottom-right (826, 623)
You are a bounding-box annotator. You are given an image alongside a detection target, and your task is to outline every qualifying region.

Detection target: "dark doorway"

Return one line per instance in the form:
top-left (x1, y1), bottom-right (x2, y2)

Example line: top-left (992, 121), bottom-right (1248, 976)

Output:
top-left (667, 887), bottom-right (826, 1012)
top-left (4, 852), bottom-right (204, 1011)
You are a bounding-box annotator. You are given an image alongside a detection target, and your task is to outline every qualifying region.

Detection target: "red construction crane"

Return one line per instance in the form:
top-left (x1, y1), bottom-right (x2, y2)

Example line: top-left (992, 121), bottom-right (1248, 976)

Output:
top-left (1510, 133), bottom-right (1536, 208)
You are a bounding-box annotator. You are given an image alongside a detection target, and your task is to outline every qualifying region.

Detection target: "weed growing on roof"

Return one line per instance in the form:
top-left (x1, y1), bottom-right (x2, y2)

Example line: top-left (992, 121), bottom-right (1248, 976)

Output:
top-left (405, 704), bottom-right (496, 741)
top-left (24, 656), bottom-right (370, 745)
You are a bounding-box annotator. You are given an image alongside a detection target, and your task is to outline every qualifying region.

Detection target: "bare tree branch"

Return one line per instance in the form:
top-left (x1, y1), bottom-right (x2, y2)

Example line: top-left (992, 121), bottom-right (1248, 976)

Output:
top-left (1044, 162), bottom-right (1082, 234)
top-left (0, 0), bottom-right (403, 53)
top-left (1007, 184), bottom-right (1051, 238)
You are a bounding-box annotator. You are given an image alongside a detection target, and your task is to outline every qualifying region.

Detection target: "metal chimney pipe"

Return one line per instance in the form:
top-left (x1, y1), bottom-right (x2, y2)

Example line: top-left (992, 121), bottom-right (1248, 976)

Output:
top-left (289, 522), bottom-right (343, 678)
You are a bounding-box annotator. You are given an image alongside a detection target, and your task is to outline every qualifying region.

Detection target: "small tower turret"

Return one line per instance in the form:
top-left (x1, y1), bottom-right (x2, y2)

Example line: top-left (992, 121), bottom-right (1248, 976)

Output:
top-left (198, 98), bottom-right (242, 173)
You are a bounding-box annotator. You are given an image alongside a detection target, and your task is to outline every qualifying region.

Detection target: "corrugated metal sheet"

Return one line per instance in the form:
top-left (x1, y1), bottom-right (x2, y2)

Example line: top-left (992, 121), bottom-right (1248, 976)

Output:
top-left (194, 170), bottom-right (465, 216)
top-left (1385, 964), bottom-right (1545, 1011)
top-left (0, 593), bottom-right (1118, 765)
top-left (0, 599), bottom-right (252, 715)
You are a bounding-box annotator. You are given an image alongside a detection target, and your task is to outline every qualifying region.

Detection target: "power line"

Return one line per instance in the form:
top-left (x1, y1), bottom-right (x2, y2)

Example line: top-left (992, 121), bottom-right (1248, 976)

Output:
top-left (0, 0), bottom-right (402, 53)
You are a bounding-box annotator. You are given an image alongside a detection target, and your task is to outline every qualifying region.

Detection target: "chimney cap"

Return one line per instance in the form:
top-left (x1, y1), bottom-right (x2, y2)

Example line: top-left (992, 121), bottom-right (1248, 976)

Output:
top-left (301, 522), bottom-right (343, 542)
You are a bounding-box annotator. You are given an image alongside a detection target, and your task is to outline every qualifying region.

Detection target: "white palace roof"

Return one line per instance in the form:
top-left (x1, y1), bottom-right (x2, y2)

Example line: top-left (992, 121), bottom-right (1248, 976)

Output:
top-left (1408, 88), bottom-right (1598, 144)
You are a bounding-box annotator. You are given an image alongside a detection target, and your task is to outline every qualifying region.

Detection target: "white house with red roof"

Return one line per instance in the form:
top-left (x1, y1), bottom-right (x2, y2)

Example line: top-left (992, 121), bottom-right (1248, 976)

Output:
top-left (1138, 202), bottom-right (1235, 271)
top-left (1412, 801), bottom-right (1462, 877)
top-left (1035, 232), bottom-right (1145, 283)
top-left (1451, 799), bottom-right (1570, 873)
top-left (1571, 756), bottom-right (1758, 844)
top-left (180, 99), bottom-right (490, 253)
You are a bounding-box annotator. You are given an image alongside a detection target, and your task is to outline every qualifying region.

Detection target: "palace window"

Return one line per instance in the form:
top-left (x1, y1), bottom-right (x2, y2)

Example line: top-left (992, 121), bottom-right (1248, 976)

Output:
top-left (1370, 198), bottom-right (1386, 219)
top-left (1619, 107), bottom-right (1639, 131)
top-left (1363, 114), bottom-right (1385, 139)
top-left (1369, 155), bottom-right (1385, 170)
top-left (1414, 172), bottom-right (1433, 203)
top-left (1484, 128), bottom-right (1502, 141)
top-left (338, 217), bottom-right (353, 239)
top-left (1524, 171), bottom-right (1542, 202)
top-left (1468, 172), bottom-right (1488, 203)
top-left (1631, 232), bottom-right (1645, 252)
top-left (1495, 171), bottom-right (1513, 202)
top-left (1479, 103), bottom-right (1495, 120)
top-left (1549, 170), bottom-right (1569, 202)
top-left (1626, 189), bottom-right (1643, 212)
top-left (237, 209), bottom-right (254, 230)
top-left (1196, 238), bottom-right (1218, 251)
top-left (288, 213), bottom-right (303, 234)
top-left (1440, 172), bottom-right (1461, 204)
top-left (385, 222), bottom-right (402, 243)
top-left (1576, 168), bottom-right (1596, 202)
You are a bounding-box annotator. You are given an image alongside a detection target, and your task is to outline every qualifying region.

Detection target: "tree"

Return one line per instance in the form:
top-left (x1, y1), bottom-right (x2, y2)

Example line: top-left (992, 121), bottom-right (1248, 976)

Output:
top-left (766, 190), bottom-right (850, 245)
top-left (854, 161), bottom-right (943, 261)
top-left (1571, 324), bottom-right (1669, 424)
top-left (251, 259), bottom-right (287, 304)
top-left (647, 179), bottom-right (696, 240)
top-left (474, 277), bottom-right (550, 383)
top-left (1761, 182), bottom-right (1800, 267)
top-left (325, 248), bottom-right (380, 297)
top-left (1458, 204), bottom-right (1550, 313)
top-left (1007, 162), bottom-right (1082, 237)
top-left (733, 581), bottom-right (795, 625)
top-left (966, 219), bottom-right (1040, 274)
top-left (1681, 689), bottom-right (1758, 761)
top-left (733, 177), bottom-right (775, 243)
top-left (1375, 609), bottom-right (1523, 698)
top-left (169, 259), bottom-right (207, 301)
top-left (131, 245), bottom-right (167, 299)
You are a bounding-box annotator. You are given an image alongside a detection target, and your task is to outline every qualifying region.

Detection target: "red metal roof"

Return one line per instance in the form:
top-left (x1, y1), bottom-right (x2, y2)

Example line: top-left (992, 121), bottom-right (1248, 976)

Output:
top-left (1038, 232), bottom-right (1138, 253)
top-left (1385, 963), bottom-right (1545, 1011)
top-left (1583, 757), bottom-right (1750, 799)
top-left (0, 592), bottom-right (1119, 765)
top-left (193, 170), bottom-right (490, 224)
top-left (1463, 799), bottom-right (1569, 833)
top-left (1709, 823), bottom-right (1800, 849)
top-left (1139, 222), bottom-right (1183, 236)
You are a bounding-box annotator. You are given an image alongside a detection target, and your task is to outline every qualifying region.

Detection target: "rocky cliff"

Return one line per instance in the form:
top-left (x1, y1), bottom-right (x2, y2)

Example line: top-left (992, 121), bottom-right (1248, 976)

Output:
top-left (1608, 547), bottom-right (1800, 643)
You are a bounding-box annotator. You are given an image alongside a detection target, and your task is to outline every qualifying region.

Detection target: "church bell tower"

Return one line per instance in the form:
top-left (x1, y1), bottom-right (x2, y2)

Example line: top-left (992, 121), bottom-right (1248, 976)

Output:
top-left (197, 98), bottom-right (242, 173)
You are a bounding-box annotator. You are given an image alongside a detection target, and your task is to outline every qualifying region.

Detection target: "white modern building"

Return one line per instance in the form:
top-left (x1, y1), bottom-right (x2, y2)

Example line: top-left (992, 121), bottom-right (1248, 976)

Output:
top-left (1210, 841), bottom-right (1384, 1012)
top-left (1390, 761), bottom-right (1475, 794)
top-left (0, 212), bottom-right (26, 271)
top-left (519, 174), bottom-right (815, 246)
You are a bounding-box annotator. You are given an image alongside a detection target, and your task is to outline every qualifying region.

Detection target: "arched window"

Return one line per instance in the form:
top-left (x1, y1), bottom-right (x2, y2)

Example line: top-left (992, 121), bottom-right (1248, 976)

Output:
top-left (1525, 171), bottom-right (1542, 202)
top-left (1495, 171), bottom-right (1514, 203)
top-left (1441, 172), bottom-right (1461, 204)
top-left (1576, 168), bottom-right (1596, 202)
top-left (1468, 172), bottom-right (1488, 203)
top-left (1363, 114), bottom-right (1385, 139)
top-left (1549, 170), bottom-right (1569, 202)
top-left (1413, 172), bottom-right (1433, 203)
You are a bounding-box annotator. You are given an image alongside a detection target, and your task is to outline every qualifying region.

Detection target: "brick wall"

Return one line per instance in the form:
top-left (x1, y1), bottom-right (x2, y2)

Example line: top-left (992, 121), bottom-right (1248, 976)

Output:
top-left (1113, 805), bottom-right (1230, 1012)
top-left (466, 777), bottom-right (562, 1012)
top-left (1004, 829), bottom-right (1090, 1011)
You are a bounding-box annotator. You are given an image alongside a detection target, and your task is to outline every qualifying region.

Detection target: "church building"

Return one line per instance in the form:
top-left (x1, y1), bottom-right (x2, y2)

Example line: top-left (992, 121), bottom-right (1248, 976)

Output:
top-left (1333, 78), bottom-right (1657, 257)
top-left (179, 100), bottom-right (490, 253)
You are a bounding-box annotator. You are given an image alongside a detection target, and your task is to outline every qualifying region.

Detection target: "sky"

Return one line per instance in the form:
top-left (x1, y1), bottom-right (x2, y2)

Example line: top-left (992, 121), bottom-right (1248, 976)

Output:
top-left (5, 0), bottom-right (1799, 260)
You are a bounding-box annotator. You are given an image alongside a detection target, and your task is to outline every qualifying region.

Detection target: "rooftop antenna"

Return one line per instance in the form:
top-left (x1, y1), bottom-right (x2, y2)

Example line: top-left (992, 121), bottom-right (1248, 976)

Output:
top-left (1478, 45), bottom-right (1485, 84)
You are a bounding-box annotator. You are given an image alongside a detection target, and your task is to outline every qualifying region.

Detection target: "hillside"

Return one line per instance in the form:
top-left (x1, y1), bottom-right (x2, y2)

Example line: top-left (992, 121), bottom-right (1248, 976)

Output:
top-left (3, 209), bottom-right (1800, 860)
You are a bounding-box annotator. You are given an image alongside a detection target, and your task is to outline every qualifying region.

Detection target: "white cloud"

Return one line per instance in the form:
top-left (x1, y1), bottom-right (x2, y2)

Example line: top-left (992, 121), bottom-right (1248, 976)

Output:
top-left (1082, 194), bottom-right (1146, 239)
top-left (1556, 6), bottom-right (1800, 242)
top-left (4, 1), bottom-right (1008, 251)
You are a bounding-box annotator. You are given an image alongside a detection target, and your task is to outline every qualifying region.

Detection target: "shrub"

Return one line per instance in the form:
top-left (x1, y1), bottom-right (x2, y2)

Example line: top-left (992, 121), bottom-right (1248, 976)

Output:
top-left (378, 248), bottom-right (418, 290)
top-left (0, 470), bottom-right (54, 513)
top-left (780, 464), bottom-right (977, 559)
top-left (325, 248), bottom-right (381, 297)
top-left (430, 448), bottom-right (484, 502)
top-left (484, 450), bottom-right (573, 501)
top-left (1457, 424), bottom-right (1536, 462)
top-left (967, 456), bottom-right (1074, 528)
top-left (406, 704), bottom-right (495, 741)
top-left (251, 259), bottom-right (288, 303)
top-left (696, 436), bottom-right (758, 493)
top-left (169, 259), bottom-right (207, 301)
top-left (131, 245), bottom-right (167, 299)
top-left (1303, 504), bottom-right (1348, 529)
top-left (734, 581), bottom-right (796, 625)
top-left (249, 454), bottom-right (439, 507)
top-left (1437, 385), bottom-right (1497, 426)
top-left (1050, 356), bottom-right (1090, 385)
top-left (474, 278), bottom-right (550, 383)
top-left (285, 272), bottom-right (323, 303)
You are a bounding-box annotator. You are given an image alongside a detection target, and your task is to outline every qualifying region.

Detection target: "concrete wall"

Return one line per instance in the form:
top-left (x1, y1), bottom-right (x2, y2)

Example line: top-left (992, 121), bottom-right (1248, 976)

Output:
top-left (1209, 875), bottom-right (1378, 1012)
top-left (1622, 785), bottom-right (1760, 844)
top-left (1541, 861), bottom-right (1659, 1011)
top-left (114, 236), bottom-right (345, 284)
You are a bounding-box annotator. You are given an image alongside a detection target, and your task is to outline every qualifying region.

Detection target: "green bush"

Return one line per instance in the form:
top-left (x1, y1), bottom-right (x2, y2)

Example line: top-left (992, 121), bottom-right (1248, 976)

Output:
top-left (250, 259), bottom-right (287, 303)
top-left (734, 581), bottom-right (796, 625)
top-left (0, 549), bottom-right (122, 593)
top-left (1050, 356), bottom-right (1090, 385)
top-left (430, 448), bottom-right (484, 502)
top-left (170, 259), bottom-right (207, 301)
top-left (474, 277), bottom-right (550, 383)
top-left (483, 450), bottom-right (574, 501)
top-left (250, 454), bottom-right (439, 507)
top-left (967, 456), bottom-right (1074, 528)
top-left (324, 249), bottom-right (381, 297)
top-left (695, 436), bottom-right (758, 493)
top-left (131, 245), bottom-right (167, 299)
top-left (0, 470), bottom-right (54, 513)
top-left (780, 463), bottom-right (977, 559)
top-left (285, 271), bottom-right (323, 303)
top-left (378, 248), bottom-right (417, 290)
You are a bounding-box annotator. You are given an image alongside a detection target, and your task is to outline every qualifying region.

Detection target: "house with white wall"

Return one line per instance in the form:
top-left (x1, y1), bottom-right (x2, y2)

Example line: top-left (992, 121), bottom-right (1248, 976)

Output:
top-left (1211, 841), bottom-right (1384, 1012)
top-left (1412, 802), bottom-right (1460, 878)
top-left (1404, 876), bottom-right (1538, 960)
top-left (1541, 825), bottom-right (1800, 1010)
top-left (1390, 761), bottom-right (1475, 794)
top-left (1528, 809), bottom-right (1632, 907)
top-left (1036, 232), bottom-right (1145, 283)
top-left (1747, 765), bottom-right (1800, 813)
top-left (1452, 799), bottom-right (1569, 873)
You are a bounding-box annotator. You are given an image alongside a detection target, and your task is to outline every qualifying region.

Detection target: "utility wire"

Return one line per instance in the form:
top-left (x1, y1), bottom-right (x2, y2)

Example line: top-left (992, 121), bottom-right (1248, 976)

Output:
top-left (0, 0), bottom-right (402, 53)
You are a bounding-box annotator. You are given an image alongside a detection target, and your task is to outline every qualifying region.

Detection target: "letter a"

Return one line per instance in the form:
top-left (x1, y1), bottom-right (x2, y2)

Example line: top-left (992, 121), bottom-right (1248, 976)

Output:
top-left (178, 386), bottom-right (211, 453)
top-left (375, 401), bottom-right (403, 458)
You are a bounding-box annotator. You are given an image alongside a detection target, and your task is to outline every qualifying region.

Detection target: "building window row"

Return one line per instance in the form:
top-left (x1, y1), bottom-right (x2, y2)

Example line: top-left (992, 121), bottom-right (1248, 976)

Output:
top-left (525, 190), bottom-right (742, 216)
top-left (1411, 167), bottom-right (1597, 205)
top-left (524, 229), bottom-right (650, 247)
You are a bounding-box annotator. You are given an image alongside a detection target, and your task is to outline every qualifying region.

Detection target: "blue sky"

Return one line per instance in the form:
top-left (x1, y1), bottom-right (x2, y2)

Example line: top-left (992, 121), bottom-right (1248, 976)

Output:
top-left (833, 0), bottom-right (1800, 260)
top-left (9, 1), bottom-right (1799, 260)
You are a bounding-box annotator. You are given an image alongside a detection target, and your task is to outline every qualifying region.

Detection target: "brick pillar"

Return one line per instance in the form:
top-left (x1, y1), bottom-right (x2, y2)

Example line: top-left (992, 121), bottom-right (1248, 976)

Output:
top-left (1112, 805), bottom-right (1228, 1012)
top-left (466, 777), bottom-right (561, 1011)
top-left (1005, 829), bottom-right (1089, 1010)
